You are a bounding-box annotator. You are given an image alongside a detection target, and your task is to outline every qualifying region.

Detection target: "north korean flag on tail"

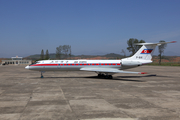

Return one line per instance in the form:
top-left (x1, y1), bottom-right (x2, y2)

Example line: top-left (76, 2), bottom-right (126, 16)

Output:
top-left (141, 49), bottom-right (153, 54)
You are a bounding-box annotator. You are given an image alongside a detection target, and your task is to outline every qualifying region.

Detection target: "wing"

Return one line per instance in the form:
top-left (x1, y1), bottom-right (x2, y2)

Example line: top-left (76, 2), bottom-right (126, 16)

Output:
top-left (80, 68), bottom-right (147, 74)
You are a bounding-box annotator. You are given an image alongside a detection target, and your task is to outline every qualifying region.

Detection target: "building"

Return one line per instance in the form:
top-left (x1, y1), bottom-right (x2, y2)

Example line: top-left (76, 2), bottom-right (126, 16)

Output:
top-left (1, 56), bottom-right (32, 65)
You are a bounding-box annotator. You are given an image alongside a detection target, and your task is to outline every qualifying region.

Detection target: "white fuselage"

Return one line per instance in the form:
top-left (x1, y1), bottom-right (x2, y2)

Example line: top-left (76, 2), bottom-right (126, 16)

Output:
top-left (26, 60), bottom-right (122, 71)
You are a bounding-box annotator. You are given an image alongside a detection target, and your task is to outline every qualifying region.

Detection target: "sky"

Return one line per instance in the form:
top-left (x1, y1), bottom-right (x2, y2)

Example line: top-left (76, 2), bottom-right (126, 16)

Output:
top-left (0, 0), bottom-right (180, 58)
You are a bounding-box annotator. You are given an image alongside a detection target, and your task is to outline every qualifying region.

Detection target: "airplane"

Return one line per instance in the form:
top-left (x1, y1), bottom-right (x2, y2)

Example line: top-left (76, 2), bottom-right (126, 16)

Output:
top-left (25, 41), bottom-right (176, 79)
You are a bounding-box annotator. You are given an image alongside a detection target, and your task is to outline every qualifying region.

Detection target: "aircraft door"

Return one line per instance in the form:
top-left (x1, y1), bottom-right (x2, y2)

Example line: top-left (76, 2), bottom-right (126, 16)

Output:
top-left (99, 62), bottom-right (101, 67)
top-left (57, 64), bottom-right (61, 68)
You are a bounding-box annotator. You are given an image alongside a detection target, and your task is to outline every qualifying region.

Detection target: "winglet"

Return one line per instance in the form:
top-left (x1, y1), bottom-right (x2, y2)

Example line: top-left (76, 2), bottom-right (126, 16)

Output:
top-left (171, 41), bottom-right (176, 43)
top-left (139, 72), bottom-right (147, 74)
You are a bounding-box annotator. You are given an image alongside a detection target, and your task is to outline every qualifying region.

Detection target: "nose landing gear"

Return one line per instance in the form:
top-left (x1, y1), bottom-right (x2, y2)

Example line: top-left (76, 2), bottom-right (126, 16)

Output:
top-left (41, 72), bottom-right (43, 78)
top-left (40, 71), bottom-right (45, 78)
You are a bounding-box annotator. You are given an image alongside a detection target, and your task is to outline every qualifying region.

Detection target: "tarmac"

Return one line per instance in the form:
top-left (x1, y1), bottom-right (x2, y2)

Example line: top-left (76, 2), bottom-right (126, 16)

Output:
top-left (0, 65), bottom-right (180, 120)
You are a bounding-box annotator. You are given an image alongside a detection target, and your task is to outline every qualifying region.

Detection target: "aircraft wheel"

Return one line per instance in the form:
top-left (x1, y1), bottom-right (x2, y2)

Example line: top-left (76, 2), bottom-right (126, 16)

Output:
top-left (101, 74), bottom-right (105, 78)
top-left (109, 75), bottom-right (113, 79)
top-left (98, 74), bottom-right (103, 77)
top-left (98, 74), bottom-right (101, 77)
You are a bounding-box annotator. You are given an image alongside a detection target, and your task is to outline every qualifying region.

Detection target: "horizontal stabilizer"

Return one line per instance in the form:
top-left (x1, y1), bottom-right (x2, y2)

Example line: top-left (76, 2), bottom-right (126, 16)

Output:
top-left (134, 41), bottom-right (176, 46)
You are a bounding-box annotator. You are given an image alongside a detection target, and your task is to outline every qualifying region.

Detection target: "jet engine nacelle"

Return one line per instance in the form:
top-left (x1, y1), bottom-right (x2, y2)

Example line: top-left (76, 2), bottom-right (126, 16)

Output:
top-left (121, 59), bottom-right (142, 66)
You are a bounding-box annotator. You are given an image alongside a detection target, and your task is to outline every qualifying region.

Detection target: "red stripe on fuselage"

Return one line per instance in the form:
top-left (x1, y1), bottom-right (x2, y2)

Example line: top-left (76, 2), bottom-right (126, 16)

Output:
top-left (30, 63), bottom-right (121, 66)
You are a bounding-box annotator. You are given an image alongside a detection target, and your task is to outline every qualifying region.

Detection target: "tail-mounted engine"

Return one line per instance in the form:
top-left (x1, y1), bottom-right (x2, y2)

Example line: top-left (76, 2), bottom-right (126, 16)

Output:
top-left (121, 59), bottom-right (142, 67)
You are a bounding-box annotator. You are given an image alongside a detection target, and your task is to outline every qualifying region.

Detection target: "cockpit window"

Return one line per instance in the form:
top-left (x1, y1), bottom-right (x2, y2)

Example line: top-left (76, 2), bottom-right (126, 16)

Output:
top-left (29, 61), bottom-right (40, 66)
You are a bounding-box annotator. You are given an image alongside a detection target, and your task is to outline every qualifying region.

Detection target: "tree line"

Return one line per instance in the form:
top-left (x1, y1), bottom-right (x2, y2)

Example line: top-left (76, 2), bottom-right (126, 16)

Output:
top-left (56, 45), bottom-right (71, 59)
top-left (40, 45), bottom-right (72, 60)
top-left (127, 38), bottom-right (145, 55)
top-left (40, 49), bottom-right (49, 60)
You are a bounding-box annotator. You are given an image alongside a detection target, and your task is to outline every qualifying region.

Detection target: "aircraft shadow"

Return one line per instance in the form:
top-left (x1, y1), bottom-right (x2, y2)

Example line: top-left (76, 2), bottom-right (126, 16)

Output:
top-left (116, 74), bottom-right (157, 78)
top-left (86, 74), bottom-right (159, 82)
top-left (30, 76), bottom-right (142, 82)
top-left (30, 74), bottom-right (157, 82)
top-left (85, 76), bottom-right (146, 82)
top-left (31, 76), bottom-right (85, 79)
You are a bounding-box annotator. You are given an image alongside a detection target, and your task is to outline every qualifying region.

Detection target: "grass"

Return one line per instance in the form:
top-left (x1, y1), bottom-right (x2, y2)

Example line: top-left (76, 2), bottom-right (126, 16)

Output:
top-left (148, 62), bottom-right (180, 66)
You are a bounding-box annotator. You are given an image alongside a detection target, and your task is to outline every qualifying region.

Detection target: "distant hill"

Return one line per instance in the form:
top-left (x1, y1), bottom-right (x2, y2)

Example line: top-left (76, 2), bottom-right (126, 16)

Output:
top-left (102, 53), bottom-right (124, 58)
top-left (25, 53), bottom-right (65, 60)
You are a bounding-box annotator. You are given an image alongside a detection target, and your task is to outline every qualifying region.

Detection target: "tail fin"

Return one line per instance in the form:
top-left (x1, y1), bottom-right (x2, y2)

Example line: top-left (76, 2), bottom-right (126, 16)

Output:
top-left (129, 44), bottom-right (156, 60)
top-left (126, 41), bottom-right (176, 60)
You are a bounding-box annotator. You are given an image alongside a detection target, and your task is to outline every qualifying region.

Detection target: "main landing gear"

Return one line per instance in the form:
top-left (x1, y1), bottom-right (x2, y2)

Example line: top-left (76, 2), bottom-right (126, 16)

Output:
top-left (98, 74), bottom-right (113, 79)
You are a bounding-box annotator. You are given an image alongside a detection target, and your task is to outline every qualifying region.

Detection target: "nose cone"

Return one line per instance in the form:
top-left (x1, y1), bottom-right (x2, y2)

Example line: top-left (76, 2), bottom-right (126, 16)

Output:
top-left (25, 66), bottom-right (29, 70)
